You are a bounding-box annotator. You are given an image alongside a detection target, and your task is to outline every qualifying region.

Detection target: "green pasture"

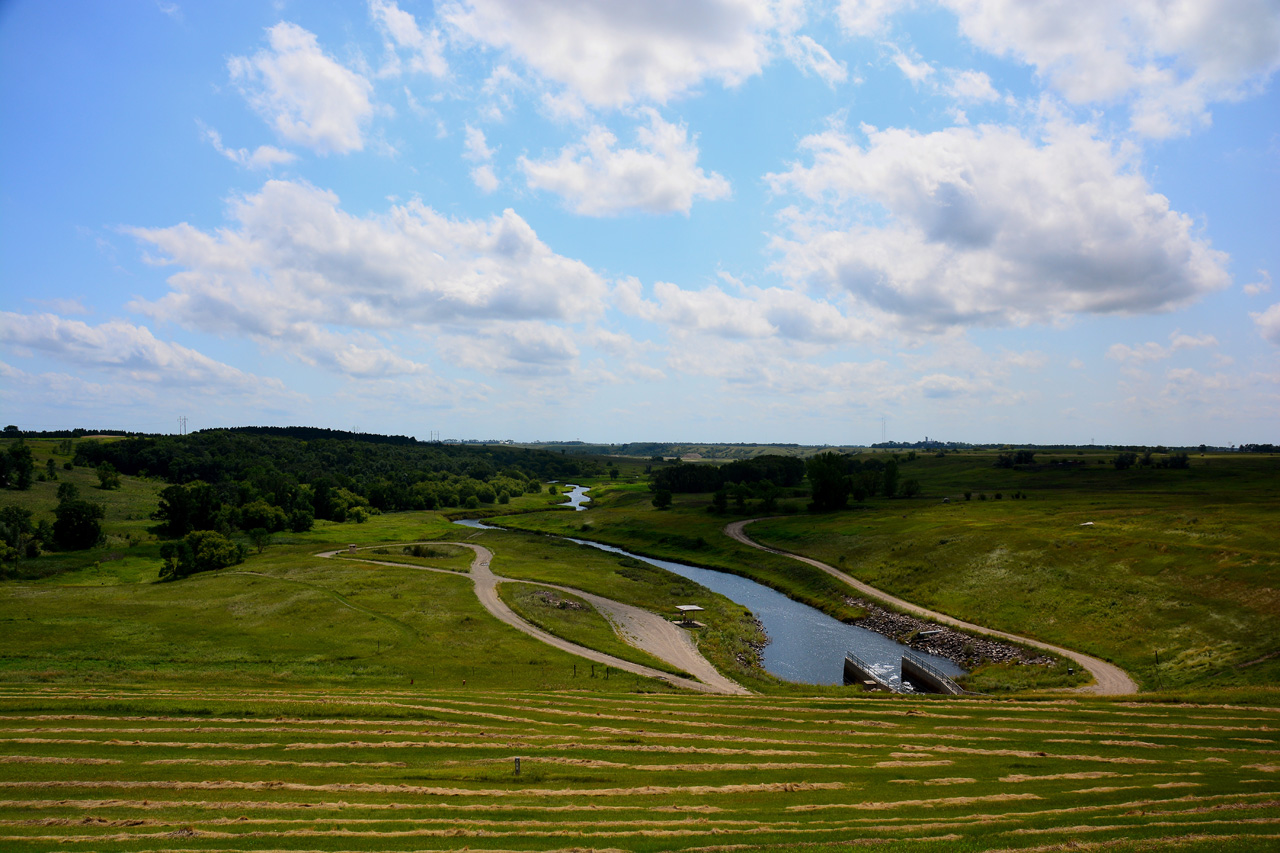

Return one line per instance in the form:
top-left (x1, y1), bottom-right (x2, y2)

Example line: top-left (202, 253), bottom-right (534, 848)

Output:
top-left (0, 685), bottom-right (1277, 851)
top-left (0, 504), bottom-right (686, 694)
top-left (743, 452), bottom-right (1280, 695)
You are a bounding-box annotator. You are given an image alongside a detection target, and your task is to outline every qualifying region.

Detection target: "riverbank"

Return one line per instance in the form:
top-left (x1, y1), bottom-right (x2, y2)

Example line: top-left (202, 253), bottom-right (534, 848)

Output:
top-left (845, 595), bottom-right (1056, 671)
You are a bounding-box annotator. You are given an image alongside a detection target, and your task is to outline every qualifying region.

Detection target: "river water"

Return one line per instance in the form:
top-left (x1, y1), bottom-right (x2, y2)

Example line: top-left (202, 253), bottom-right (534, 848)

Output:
top-left (455, 487), bottom-right (963, 689)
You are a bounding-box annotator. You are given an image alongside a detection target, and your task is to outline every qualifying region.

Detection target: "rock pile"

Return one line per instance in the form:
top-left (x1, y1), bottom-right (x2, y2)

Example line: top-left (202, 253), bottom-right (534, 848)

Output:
top-left (533, 590), bottom-right (586, 611)
top-left (845, 596), bottom-right (1055, 670)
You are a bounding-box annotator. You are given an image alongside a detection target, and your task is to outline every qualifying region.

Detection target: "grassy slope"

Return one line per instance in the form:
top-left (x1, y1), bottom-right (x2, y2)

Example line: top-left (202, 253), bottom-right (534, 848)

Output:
top-left (0, 456), bottom-right (764, 693)
top-left (747, 451), bottom-right (1280, 695)
top-left (0, 685), bottom-right (1277, 852)
top-left (4, 443), bottom-right (1278, 698)
top-left (0, 468), bottom-right (682, 693)
top-left (492, 453), bottom-right (1280, 698)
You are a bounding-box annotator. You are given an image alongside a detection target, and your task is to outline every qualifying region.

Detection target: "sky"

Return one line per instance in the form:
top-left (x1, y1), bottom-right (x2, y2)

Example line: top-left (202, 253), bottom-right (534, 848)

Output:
top-left (1, 1), bottom-right (1278, 447)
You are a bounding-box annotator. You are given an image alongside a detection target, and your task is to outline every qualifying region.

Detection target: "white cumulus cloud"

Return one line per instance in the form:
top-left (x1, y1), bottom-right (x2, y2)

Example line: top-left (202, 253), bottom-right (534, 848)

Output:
top-left (126, 180), bottom-right (609, 345)
top-left (229, 22), bottom-right (375, 155)
top-left (521, 110), bottom-right (730, 216)
top-left (1253, 302), bottom-right (1280, 345)
top-left (200, 123), bottom-right (297, 169)
top-left (767, 119), bottom-right (1231, 330)
top-left (370, 0), bottom-right (448, 78)
top-left (784, 34), bottom-right (849, 86)
top-left (0, 312), bottom-right (286, 393)
top-left (940, 0), bottom-right (1280, 137)
top-left (947, 69), bottom-right (1000, 102)
top-left (442, 0), bottom-right (779, 107)
top-left (616, 278), bottom-right (875, 343)
top-left (1244, 269), bottom-right (1273, 296)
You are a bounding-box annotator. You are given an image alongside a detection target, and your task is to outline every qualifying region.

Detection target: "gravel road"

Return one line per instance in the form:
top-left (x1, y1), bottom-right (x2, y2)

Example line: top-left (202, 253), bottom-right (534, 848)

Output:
top-left (321, 543), bottom-right (749, 695)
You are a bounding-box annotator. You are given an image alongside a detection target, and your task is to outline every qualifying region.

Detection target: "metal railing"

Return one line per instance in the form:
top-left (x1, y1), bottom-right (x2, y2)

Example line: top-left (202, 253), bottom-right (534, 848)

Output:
top-left (902, 651), bottom-right (964, 694)
top-left (845, 651), bottom-right (899, 692)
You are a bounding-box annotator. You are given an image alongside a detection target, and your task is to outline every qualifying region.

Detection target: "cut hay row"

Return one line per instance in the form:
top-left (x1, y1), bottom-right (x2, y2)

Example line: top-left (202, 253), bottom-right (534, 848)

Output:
top-left (1, 688), bottom-right (1277, 851)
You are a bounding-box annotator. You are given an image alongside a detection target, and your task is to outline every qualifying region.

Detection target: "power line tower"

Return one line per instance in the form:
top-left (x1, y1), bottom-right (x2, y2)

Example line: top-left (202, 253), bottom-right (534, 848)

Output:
top-left (879, 416), bottom-right (887, 444)
top-left (429, 430), bottom-right (440, 443)
top-left (177, 416), bottom-right (187, 435)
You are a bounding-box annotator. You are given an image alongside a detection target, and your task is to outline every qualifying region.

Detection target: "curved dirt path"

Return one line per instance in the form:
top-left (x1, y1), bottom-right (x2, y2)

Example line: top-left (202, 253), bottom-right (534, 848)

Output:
top-left (321, 544), bottom-right (748, 696)
top-left (724, 519), bottom-right (1138, 696)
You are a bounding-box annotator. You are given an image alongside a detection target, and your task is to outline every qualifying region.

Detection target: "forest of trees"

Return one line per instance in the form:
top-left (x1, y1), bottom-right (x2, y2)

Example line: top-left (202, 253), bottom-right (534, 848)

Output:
top-left (648, 455), bottom-right (806, 494)
top-left (68, 429), bottom-right (606, 540)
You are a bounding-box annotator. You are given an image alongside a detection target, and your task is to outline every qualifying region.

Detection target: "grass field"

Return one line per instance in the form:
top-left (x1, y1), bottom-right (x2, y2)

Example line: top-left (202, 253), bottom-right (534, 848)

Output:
top-left (3, 443), bottom-right (1279, 850)
top-left (0, 686), bottom-right (1277, 851)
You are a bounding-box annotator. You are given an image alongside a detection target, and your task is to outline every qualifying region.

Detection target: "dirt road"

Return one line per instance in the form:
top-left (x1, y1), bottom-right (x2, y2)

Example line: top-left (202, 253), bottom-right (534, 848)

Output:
top-left (321, 543), bottom-right (748, 696)
top-left (723, 519), bottom-right (1138, 696)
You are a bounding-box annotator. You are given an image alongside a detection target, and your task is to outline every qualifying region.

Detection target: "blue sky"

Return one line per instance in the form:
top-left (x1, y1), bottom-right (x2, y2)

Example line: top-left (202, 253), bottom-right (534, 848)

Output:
top-left (2, 0), bottom-right (1278, 446)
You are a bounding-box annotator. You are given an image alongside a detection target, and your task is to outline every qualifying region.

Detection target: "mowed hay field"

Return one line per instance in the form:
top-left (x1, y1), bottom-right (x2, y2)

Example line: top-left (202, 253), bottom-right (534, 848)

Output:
top-left (1, 687), bottom-right (1277, 852)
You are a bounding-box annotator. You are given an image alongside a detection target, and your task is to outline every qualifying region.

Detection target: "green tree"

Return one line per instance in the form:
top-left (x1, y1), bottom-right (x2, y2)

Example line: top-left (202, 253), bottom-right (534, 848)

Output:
top-left (239, 499), bottom-right (287, 533)
top-left (153, 481), bottom-right (220, 537)
top-left (96, 462), bottom-right (121, 490)
top-left (710, 489), bottom-right (728, 513)
top-left (755, 478), bottom-right (780, 513)
top-left (903, 479), bottom-right (921, 498)
top-left (45, 458), bottom-right (58, 481)
top-left (652, 488), bottom-right (673, 510)
top-left (805, 451), bottom-right (849, 511)
top-left (159, 529), bottom-right (245, 581)
top-left (882, 459), bottom-right (900, 498)
top-left (0, 506), bottom-right (34, 555)
top-left (53, 495), bottom-right (105, 550)
top-left (288, 506), bottom-right (314, 532)
top-left (249, 527), bottom-right (272, 554)
top-left (5, 441), bottom-right (34, 490)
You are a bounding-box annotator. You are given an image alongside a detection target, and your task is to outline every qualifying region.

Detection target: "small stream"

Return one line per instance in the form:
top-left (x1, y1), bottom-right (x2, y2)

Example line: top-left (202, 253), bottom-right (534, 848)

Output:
top-left (456, 486), bottom-right (963, 689)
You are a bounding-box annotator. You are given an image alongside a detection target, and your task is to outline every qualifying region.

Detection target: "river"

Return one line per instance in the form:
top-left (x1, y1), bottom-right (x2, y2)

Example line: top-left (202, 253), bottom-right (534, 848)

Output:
top-left (455, 486), bottom-right (963, 689)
